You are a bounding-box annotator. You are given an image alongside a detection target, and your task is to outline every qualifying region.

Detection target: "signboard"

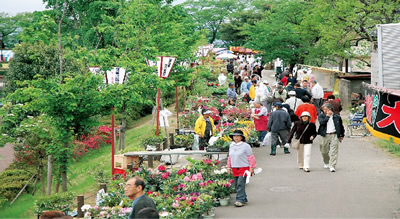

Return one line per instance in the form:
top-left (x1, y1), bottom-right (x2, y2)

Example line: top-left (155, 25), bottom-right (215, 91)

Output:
top-left (364, 83), bottom-right (400, 143)
top-left (156, 56), bottom-right (177, 79)
top-left (145, 57), bottom-right (157, 67)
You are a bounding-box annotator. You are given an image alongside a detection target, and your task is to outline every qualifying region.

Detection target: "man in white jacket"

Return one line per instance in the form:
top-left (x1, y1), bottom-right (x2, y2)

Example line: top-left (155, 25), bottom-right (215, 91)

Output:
top-left (311, 80), bottom-right (324, 114)
top-left (285, 90), bottom-right (303, 112)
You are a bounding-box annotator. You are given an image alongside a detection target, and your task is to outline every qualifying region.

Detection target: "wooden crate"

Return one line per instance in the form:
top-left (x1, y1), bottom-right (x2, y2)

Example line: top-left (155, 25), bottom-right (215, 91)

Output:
top-left (114, 155), bottom-right (140, 169)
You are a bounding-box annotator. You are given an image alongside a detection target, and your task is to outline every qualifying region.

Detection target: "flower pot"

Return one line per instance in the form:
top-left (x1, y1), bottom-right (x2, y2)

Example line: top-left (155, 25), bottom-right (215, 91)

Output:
top-left (202, 213), bottom-right (215, 219)
top-left (219, 197), bottom-right (230, 206)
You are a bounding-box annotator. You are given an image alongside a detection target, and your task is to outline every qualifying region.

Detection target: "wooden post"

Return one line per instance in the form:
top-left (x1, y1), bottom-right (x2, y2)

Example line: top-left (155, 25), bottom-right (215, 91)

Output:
top-left (169, 133), bottom-right (174, 146)
top-left (100, 183), bottom-right (107, 193)
top-left (148, 155), bottom-right (154, 168)
top-left (47, 155), bottom-right (52, 196)
top-left (182, 86), bottom-right (185, 110)
top-left (163, 138), bottom-right (167, 150)
top-left (77, 195), bottom-right (84, 217)
top-left (156, 143), bottom-right (161, 161)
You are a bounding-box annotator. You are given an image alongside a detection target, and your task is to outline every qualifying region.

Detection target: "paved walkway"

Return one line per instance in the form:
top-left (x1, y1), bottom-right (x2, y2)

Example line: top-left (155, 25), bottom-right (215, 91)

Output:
top-left (0, 143), bottom-right (14, 173)
top-left (215, 135), bottom-right (400, 218)
top-left (214, 69), bottom-right (400, 218)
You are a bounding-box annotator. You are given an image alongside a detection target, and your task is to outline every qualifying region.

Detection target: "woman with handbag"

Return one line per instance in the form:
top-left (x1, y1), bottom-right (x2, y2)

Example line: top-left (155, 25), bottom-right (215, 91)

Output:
top-left (287, 111), bottom-right (317, 172)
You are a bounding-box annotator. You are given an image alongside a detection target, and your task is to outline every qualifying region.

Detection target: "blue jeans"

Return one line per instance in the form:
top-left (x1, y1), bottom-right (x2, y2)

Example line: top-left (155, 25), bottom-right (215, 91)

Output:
top-left (234, 176), bottom-right (247, 203)
top-left (258, 131), bottom-right (267, 142)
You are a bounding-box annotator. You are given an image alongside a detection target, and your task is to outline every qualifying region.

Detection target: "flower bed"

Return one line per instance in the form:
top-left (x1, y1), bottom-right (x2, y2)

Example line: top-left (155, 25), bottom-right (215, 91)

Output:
top-left (81, 158), bottom-right (234, 218)
top-left (72, 126), bottom-right (114, 160)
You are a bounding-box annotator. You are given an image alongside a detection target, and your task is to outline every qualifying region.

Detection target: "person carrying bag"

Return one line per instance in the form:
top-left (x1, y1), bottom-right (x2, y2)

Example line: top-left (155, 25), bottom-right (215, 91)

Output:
top-left (288, 111), bottom-right (317, 172)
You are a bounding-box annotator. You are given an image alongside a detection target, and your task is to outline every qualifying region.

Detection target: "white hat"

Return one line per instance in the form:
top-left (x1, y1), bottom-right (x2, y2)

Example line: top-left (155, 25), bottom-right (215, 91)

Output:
top-left (288, 90), bottom-right (296, 96)
top-left (300, 111), bottom-right (311, 118)
top-left (203, 110), bottom-right (212, 115)
top-left (244, 76), bottom-right (249, 79)
top-left (263, 80), bottom-right (269, 84)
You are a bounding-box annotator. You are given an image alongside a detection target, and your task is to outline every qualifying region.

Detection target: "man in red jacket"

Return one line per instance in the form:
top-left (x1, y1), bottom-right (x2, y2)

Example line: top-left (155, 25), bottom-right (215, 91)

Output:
top-left (295, 96), bottom-right (317, 123)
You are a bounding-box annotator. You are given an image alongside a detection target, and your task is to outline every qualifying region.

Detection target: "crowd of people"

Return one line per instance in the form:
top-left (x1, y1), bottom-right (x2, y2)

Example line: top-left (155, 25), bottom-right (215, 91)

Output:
top-left (192, 57), bottom-right (346, 207)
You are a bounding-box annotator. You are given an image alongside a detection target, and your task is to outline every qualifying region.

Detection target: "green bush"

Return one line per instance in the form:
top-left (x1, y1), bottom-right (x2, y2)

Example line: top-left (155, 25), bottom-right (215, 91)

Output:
top-left (140, 135), bottom-right (165, 149)
top-left (33, 192), bottom-right (75, 215)
top-left (0, 169), bottom-right (33, 201)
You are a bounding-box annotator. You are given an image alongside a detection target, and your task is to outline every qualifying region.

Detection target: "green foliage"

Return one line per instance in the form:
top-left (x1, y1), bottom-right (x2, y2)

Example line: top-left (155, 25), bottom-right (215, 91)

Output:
top-left (140, 135), bottom-right (165, 149)
top-left (191, 78), bottom-right (213, 97)
top-left (376, 138), bottom-right (400, 157)
top-left (0, 169), bottom-right (33, 201)
top-left (5, 42), bottom-right (84, 94)
top-left (33, 192), bottom-right (75, 215)
top-left (0, 12), bottom-right (33, 48)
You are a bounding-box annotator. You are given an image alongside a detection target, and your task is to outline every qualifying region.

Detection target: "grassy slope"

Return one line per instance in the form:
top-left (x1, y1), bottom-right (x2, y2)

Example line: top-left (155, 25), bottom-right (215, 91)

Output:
top-left (0, 117), bottom-right (155, 218)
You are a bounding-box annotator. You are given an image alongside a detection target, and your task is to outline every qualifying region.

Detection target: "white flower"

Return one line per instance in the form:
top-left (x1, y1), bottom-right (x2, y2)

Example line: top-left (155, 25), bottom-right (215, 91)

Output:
top-left (81, 204), bottom-right (91, 212)
top-left (220, 168), bottom-right (228, 174)
top-left (214, 170), bottom-right (221, 174)
top-left (159, 211), bottom-right (170, 217)
top-left (27, 116), bottom-right (34, 119)
top-left (7, 114), bottom-right (15, 116)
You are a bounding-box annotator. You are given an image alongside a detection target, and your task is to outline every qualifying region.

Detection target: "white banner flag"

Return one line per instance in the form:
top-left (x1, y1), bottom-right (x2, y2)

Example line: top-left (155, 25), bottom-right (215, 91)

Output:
top-left (106, 67), bottom-right (127, 84)
top-left (156, 56), bottom-right (177, 79)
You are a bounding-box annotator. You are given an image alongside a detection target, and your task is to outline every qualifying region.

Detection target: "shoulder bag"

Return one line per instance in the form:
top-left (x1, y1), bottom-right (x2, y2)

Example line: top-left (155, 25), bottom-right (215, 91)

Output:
top-left (291, 123), bottom-right (309, 150)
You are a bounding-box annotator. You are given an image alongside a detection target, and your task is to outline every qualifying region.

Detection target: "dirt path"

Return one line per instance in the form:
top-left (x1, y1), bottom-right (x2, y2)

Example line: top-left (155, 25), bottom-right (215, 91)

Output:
top-left (0, 143), bottom-right (14, 173)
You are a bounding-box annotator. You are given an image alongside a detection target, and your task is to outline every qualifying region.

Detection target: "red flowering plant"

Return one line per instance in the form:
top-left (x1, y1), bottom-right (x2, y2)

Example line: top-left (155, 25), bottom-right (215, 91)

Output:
top-left (221, 107), bottom-right (251, 121)
top-left (178, 110), bottom-right (199, 129)
top-left (72, 125), bottom-right (115, 160)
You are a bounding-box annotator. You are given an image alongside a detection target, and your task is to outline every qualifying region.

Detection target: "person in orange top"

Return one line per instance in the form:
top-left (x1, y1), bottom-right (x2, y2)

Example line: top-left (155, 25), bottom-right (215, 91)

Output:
top-left (295, 96), bottom-right (317, 123)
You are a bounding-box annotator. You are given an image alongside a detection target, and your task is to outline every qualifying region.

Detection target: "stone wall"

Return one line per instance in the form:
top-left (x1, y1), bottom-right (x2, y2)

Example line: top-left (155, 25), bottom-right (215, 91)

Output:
top-left (339, 79), bottom-right (351, 110)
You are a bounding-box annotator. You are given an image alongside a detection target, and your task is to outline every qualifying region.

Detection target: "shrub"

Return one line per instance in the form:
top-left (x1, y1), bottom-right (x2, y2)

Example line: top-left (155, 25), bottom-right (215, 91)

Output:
top-left (0, 169), bottom-right (33, 201)
top-left (33, 192), bottom-right (75, 215)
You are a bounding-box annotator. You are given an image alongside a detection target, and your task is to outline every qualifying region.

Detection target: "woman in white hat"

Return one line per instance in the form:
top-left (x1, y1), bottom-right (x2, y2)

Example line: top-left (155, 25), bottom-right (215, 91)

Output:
top-left (287, 111), bottom-right (317, 172)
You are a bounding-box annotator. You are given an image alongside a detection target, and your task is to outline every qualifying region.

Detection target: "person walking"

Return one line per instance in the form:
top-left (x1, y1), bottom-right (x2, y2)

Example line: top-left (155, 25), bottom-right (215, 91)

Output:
top-left (227, 61), bottom-right (234, 74)
top-left (293, 83), bottom-right (312, 100)
top-left (318, 103), bottom-right (345, 172)
top-left (249, 80), bottom-right (257, 101)
top-left (195, 109), bottom-right (215, 150)
top-left (227, 82), bottom-right (237, 105)
top-left (272, 85), bottom-right (288, 102)
top-left (240, 76), bottom-right (250, 102)
top-left (322, 94), bottom-right (342, 115)
top-left (311, 80), bottom-right (324, 114)
top-left (251, 102), bottom-right (269, 144)
top-left (267, 102), bottom-right (291, 155)
top-left (234, 72), bottom-right (242, 94)
top-left (288, 112), bottom-right (317, 172)
top-left (226, 130), bottom-right (257, 207)
top-left (295, 96), bottom-right (317, 123)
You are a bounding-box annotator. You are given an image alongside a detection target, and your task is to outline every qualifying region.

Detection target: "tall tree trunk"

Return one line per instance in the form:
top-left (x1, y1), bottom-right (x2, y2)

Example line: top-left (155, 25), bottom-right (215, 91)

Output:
top-left (56, 1), bottom-right (67, 81)
top-left (55, 170), bottom-right (61, 193)
top-left (118, 103), bottom-right (126, 151)
top-left (47, 155), bottom-right (53, 196)
top-left (61, 143), bottom-right (68, 192)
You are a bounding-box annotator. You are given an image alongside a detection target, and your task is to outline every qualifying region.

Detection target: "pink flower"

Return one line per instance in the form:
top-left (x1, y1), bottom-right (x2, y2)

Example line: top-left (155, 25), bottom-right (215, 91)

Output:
top-left (162, 172), bottom-right (169, 179)
top-left (177, 168), bottom-right (187, 175)
top-left (172, 201), bottom-right (180, 208)
top-left (196, 173), bottom-right (203, 180)
top-left (184, 176), bottom-right (191, 182)
top-left (229, 179), bottom-right (235, 184)
top-left (178, 184), bottom-right (186, 189)
top-left (207, 180), bottom-right (213, 184)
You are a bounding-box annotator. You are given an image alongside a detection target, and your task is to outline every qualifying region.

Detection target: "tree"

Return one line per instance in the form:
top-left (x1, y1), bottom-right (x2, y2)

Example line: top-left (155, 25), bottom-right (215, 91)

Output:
top-left (246, 0), bottom-right (315, 67)
top-left (2, 73), bottom-right (107, 192)
top-left (0, 12), bottom-right (32, 48)
top-left (183, 0), bottom-right (247, 43)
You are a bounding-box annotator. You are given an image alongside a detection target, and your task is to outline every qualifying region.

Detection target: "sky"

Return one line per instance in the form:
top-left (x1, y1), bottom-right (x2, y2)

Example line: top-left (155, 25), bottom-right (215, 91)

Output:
top-left (0, 0), bottom-right (186, 15)
top-left (0, 0), bottom-right (47, 15)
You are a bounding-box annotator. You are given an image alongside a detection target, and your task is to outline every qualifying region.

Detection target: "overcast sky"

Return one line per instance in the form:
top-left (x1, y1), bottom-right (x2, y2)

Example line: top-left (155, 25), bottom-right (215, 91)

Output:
top-left (0, 0), bottom-right (186, 15)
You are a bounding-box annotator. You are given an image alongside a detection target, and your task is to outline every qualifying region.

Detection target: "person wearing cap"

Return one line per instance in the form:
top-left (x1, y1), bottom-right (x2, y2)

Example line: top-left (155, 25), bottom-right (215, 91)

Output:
top-left (288, 111), bottom-right (317, 172)
top-left (272, 85), bottom-right (288, 102)
top-left (318, 103), bottom-right (345, 172)
top-left (285, 90), bottom-right (303, 112)
top-left (227, 82), bottom-right (237, 105)
top-left (195, 109), bottom-right (215, 150)
top-left (251, 101), bottom-right (269, 144)
top-left (226, 130), bottom-right (257, 207)
top-left (311, 80), bottom-right (324, 114)
top-left (294, 96), bottom-right (317, 123)
top-left (267, 102), bottom-right (291, 155)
